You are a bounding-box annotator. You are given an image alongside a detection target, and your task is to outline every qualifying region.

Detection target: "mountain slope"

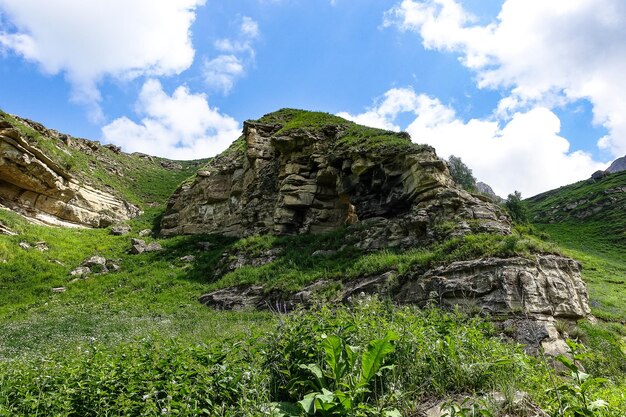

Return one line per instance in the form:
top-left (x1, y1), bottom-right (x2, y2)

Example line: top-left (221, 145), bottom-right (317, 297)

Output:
top-left (0, 110), bottom-right (204, 224)
top-left (527, 170), bottom-right (626, 322)
top-left (1, 109), bottom-right (625, 415)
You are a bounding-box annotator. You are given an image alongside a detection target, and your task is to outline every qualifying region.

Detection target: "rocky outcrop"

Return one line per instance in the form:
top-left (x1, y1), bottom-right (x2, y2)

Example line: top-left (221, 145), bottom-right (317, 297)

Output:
top-left (0, 124), bottom-right (140, 227)
top-left (395, 255), bottom-right (590, 319)
top-left (200, 254), bottom-right (590, 353)
top-left (162, 112), bottom-right (510, 243)
top-left (164, 110), bottom-right (591, 350)
top-left (606, 155), bottom-right (626, 174)
top-left (201, 255), bottom-right (589, 320)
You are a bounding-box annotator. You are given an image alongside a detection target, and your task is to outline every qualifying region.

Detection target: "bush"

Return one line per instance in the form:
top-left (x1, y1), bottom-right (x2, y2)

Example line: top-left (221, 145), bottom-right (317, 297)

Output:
top-left (505, 191), bottom-right (530, 224)
top-left (447, 156), bottom-right (477, 192)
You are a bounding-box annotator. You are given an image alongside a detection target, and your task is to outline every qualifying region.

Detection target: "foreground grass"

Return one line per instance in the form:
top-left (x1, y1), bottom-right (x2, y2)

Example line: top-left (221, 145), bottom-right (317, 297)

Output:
top-left (1, 183), bottom-right (624, 415)
top-left (1, 298), bottom-right (625, 416)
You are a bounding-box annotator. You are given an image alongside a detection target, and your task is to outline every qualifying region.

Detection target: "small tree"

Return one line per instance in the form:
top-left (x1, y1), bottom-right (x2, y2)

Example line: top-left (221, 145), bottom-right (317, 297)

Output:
top-left (505, 191), bottom-right (529, 224)
top-left (447, 155), bottom-right (477, 192)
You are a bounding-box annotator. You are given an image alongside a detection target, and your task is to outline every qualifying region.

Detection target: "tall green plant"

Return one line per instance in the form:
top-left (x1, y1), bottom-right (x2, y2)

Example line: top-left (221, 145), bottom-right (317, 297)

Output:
top-left (548, 340), bottom-right (609, 417)
top-left (283, 332), bottom-right (400, 416)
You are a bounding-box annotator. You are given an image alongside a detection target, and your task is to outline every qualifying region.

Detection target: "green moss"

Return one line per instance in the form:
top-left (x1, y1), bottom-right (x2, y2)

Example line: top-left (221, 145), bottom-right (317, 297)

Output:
top-left (255, 108), bottom-right (350, 130)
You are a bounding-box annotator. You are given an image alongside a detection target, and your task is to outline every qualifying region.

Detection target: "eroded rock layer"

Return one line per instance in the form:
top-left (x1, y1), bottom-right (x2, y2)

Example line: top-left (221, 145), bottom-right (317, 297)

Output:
top-left (0, 125), bottom-right (139, 227)
top-left (162, 117), bottom-right (510, 242)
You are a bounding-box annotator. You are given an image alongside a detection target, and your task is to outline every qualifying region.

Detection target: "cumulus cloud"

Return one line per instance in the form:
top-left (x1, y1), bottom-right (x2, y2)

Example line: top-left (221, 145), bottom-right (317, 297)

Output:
top-left (101, 79), bottom-right (241, 160)
top-left (339, 88), bottom-right (606, 197)
top-left (0, 0), bottom-right (205, 119)
top-left (203, 16), bottom-right (260, 94)
top-left (384, 0), bottom-right (626, 157)
top-left (203, 55), bottom-right (245, 94)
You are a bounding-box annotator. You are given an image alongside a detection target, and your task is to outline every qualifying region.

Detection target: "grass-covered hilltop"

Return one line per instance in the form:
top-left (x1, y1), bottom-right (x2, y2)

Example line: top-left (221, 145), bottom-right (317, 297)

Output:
top-left (0, 109), bottom-right (625, 416)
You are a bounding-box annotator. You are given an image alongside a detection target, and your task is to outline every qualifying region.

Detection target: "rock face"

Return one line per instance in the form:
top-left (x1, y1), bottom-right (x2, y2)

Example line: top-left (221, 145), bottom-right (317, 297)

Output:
top-left (395, 255), bottom-right (590, 319)
top-left (606, 155), bottom-right (626, 174)
top-left (200, 255), bottom-right (590, 320)
top-left (162, 112), bottom-right (510, 244)
top-left (0, 124), bottom-right (140, 227)
top-left (476, 181), bottom-right (502, 202)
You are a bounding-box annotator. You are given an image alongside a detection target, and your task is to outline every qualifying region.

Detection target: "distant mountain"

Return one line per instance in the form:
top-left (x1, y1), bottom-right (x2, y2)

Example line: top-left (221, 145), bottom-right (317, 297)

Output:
top-left (606, 155), bottom-right (626, 173)
top-left (476, 181), bottom-right (503, 202)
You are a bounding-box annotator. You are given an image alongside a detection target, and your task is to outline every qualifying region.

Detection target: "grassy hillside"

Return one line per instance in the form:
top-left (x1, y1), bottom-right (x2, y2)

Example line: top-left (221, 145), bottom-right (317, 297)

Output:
top-left (0, 110), bottom-right (203, 208)
top-left (0, 111), bottom-right (625, 415)
top-left (527, 171), bottom-right (626, 322)
top-left (1, 202), bottom-right (625, 415)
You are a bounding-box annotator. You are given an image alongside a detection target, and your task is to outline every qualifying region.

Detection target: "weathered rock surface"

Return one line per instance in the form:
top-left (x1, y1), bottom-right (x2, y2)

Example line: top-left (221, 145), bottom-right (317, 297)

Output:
top-left (162, 115), bottom-right (510, 244)
top-left (0, 125), bottom-right (140, 227)
top-left (201, 255), bottom-right (589, 320)
top-left (129, 238), bottom-right (163, 254)
top-left (111, 225), bottom-right (131, 236)
top-left (0, 220), bottom-right (17, 236)
top-left (395, 255), bottom-right (590, 319)
top-left (606, 155), bottom-right (626, 174)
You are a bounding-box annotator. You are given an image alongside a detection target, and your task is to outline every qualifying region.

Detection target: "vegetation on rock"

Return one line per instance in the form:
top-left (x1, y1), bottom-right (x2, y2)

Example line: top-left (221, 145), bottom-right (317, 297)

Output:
top-left (447, 155), bottom-right (477, 192)
top-left (0, 110), bottom-right (625, 416)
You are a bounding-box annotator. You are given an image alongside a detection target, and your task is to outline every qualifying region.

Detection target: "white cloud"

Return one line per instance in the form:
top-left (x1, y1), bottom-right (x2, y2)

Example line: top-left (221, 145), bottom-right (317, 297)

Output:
top-left (203, 16), bottom-right (259, 94)
top-left (384, 0), bottom-right (626, 157)
top-left (101, 79), bottom-right (241, 160)
top-left (203, 55), bottom-right (245, 94)
top-left (340, 88), bottom-right (606, 197)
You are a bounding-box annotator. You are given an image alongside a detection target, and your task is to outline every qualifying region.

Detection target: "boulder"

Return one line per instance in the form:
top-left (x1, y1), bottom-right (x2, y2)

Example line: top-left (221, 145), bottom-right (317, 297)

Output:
top-left (128, 238), bottom-right (162, 254)
top-left (34, 241), bottom-right (49, 251)
top-left (591, 170), bottom-right (607, 181)
top-left (145, 242), bottom-right (163, 252)
top-left (69, 266), bottom-right (91, 277)
top-left (129, 238), bottom-right (146, 254)
top-left (81, 256), bottom-right (107, 267)
top-left (111, 225), bottom-right (131, 236)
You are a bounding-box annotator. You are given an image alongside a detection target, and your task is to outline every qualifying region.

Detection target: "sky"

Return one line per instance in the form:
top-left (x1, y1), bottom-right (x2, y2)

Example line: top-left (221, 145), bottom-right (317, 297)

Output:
top-left (1, 0), bottom-right (625, 197)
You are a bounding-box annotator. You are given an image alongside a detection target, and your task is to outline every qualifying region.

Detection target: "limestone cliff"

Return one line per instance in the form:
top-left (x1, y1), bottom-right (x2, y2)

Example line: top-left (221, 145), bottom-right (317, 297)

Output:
top-left (162, 109), bottom-right (510, 244)
top-left (0, 122), bottom-right (139, 227)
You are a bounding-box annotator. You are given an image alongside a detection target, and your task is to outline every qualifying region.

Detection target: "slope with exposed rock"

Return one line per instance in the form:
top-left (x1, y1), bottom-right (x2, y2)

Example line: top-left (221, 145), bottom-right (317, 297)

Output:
top-left (163, 109), bottom-right (592, 350)
top-left (0, 111), bottom-right (203, 227)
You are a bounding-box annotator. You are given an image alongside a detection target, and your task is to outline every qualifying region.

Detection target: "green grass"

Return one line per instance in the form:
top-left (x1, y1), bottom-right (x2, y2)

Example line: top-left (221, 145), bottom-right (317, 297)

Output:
top-left (527, 171), bottom-right (626, 322)
top-left (211, 228), bottom-right (560, 293)
top-left (1, 297), bottom-right (624, 416)
top-left (252, 108), bottom-right (429, 155)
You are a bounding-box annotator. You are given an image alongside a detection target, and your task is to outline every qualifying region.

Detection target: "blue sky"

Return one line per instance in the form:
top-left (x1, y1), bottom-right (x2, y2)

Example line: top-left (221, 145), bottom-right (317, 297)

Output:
top-left (1, 0), bottom-right (624, 197)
